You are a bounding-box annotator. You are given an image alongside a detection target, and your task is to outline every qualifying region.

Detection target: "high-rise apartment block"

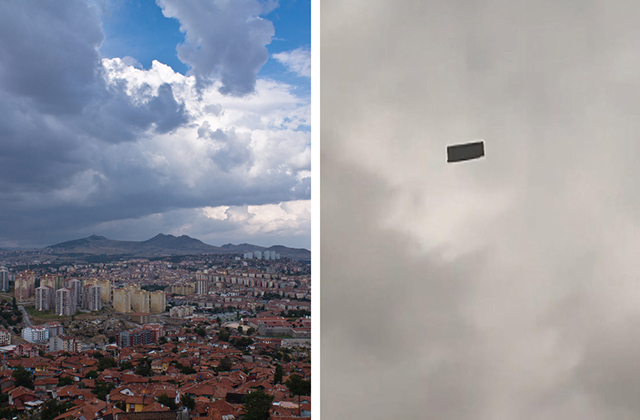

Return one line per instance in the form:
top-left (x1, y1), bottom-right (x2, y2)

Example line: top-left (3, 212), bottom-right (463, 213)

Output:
top-left (113, 284), bottom-right (165, 314)
top-left (149, 290), bottom-right (166, 314)
top-left (39, 273), bottom-right (64, 290)
top-left (0, 267), bottom-right (9, 292)
top-left (35, 286), bottom-right (55, 311)
top-left (55, 287), bottom-right (75, 316)
top-left (82, 284), bottom-right (102, 311)
top-left (67, 279), bottom-right (82, 310)
top-left (14, 270), bottom-right (36, 301)
top-left (171, 283), bottom-right (195, 295)
top-left (132, 290), bottom-right (150, 313)
top-left (84, 278), bottom-right (111, 303)
top-left (112, 288), bottom-right (132, 314)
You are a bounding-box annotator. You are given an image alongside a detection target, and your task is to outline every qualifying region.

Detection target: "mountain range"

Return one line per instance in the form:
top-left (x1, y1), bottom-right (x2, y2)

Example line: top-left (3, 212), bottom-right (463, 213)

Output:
top-left (46, 234), bottom-right (310, 260)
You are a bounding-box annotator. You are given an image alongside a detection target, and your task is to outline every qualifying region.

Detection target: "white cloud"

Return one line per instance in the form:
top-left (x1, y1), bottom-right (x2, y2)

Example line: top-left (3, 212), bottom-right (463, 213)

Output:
top-left (273, 47), bottom-right (311, 78)
top-left (156, 0), bottom-right (276, 96)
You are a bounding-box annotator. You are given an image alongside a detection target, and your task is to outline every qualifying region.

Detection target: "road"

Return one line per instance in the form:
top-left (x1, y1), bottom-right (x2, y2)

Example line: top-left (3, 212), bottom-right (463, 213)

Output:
top-left (18, 305), bottom-right (32, 327)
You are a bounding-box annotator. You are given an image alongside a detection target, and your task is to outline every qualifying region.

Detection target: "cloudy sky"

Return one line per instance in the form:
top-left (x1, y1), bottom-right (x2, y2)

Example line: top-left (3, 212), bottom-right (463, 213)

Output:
top-left (0, 0), bottom-right (310, 249)
top-left (322, 0), bottom-right (640, 419)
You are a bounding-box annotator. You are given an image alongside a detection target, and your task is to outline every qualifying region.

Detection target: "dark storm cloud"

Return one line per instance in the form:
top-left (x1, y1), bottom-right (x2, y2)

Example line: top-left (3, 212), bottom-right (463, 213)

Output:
top-left (323, 0), bottom-right (640, 418)
top-left (0, 1), bottom-right (188, 190)
top-left (0, 0), bottom-right (103, 114)
top-left (157, 0), bottom-right (276, 96)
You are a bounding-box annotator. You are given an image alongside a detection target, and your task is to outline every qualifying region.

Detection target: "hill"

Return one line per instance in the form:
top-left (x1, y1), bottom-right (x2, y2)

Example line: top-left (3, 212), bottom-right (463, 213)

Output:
top-left (47, 234), bottom-right (309, 260)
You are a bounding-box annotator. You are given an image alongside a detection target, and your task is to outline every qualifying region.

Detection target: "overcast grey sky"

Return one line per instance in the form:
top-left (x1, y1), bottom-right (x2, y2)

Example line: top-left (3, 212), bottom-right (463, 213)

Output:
top-left (0, 0), bottom-right (310, 249)
top-left (322, 0), bottom-right (640, 418)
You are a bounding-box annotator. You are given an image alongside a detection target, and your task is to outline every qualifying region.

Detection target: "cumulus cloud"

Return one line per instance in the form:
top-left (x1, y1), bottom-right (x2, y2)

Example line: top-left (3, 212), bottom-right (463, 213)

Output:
top-left (0, 1), bottom-right (309, 249)
top-left (157, 0), bottom-right (276, 96)
top-left (322, 0), bottom-right (640, 418)
top-left (273, 47), bottom-right (311, 78)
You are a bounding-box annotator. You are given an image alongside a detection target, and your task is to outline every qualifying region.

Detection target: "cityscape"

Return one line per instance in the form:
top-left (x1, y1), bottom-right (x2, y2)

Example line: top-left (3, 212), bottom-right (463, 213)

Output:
top-left (0, 0), bottom-right (312, 419)
top-left (0, 247), bottom-right (311, 419)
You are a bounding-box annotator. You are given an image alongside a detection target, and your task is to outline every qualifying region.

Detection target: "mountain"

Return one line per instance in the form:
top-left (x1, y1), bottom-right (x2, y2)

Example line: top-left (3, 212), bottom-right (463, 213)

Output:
top-left (47, 234), bottom-right (309, 259)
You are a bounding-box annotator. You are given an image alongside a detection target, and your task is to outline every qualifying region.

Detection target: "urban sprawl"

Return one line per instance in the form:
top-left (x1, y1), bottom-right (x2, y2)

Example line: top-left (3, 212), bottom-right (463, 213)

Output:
top-left (0, 252), bottom-right (311, 420)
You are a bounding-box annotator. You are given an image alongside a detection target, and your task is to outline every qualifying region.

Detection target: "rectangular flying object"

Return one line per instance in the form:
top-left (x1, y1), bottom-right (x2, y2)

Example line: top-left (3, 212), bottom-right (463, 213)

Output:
top-left (447, 140), bottom-right (485, 163)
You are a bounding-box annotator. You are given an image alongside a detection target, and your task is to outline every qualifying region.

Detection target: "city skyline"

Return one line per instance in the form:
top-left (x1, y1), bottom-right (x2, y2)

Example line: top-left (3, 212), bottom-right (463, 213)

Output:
top-left (0, 0), bottom-right (311, 250)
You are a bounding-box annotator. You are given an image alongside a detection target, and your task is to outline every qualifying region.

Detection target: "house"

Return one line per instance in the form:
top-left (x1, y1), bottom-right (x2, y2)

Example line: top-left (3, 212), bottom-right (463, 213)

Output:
top-left (8, 386), bottom-right (40, 411)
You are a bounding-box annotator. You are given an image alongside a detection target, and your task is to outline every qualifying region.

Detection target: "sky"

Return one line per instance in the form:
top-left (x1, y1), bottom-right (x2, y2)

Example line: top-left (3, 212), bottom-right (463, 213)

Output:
top-left (322, 0), bottom-right (640, 419)
top-left (0, 0), bottom-right (311, 250)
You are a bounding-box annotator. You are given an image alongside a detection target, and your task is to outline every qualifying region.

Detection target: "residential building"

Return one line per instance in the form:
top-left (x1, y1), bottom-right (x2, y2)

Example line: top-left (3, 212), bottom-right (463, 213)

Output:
top-left (113, 288), bottom-right (132, 313)
top-left (35, 286), bottom-right (55, 311)
top-left (196, 278), bottom-right (208, 295)
top-left (82, 284), bottom-right (102, 311)
top-left (0, 267), bottom-right (9, 292)
top-left (170, 305), bottom-right (194, 318)
top-left (55, 287), bottom-right (75, 316)
top-left (49, 335), bottom-right (80, 353)
top-left (142, 323), bottom-right (165, 342)
top-left (14, 343), bottom-right (39, 357)
top-left (68, 279), bottom-right (82, 310)
top-left (118, 328), bottom-right (154, 348)
top-left (131, 290), bottom-right (150, 313)
top-left (45, 322), bottom-right (63, 337)
top-left (14, 270), bottom-right (35, 301)
top-left (39, 274), bottom-right (61, 290)
top-left (149, 290), bottom-right (166, 314)
top-left (84, 278), bottom-right (111, 303)
top-left (171, 283), bottom-right (195, 295)
top-left (22, 325), bottom-right (49, 343)
top-left (0, 326), bottom-right (10, 345)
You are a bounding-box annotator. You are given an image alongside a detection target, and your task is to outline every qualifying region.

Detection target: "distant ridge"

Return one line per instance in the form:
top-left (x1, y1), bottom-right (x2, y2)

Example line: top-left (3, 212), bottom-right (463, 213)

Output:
top-left (47, 234), bottom-right (310, 260)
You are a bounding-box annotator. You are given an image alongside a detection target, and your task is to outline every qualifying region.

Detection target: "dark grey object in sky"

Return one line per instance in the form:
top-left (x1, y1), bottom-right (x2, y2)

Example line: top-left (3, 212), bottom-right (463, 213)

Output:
top-left (447, 140), bottom-right (485, 163)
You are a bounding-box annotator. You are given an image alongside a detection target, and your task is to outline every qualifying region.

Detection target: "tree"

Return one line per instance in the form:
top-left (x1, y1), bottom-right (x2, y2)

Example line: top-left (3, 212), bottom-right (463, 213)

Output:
top-left (135, 358), bottom-right (153, 377)
top-left (119, 361), bottom-right (133, 371)
top-left (159, 336), bottom-right (168, 344)
top-left (179, 364), bottom-right (196, 375)
top-left (85, 370), bottom-right (99, 379)
top-left (285, 374), bottom-right (311, 416)
top-left (58, 376), bottom-right (74, 386)
top-left (273, 364), bottom-right (283, 384)
top-left (218, 329), bottom-right (230, 342)
top-left (40, 399), bottom-right (73, 420)
top-left (216, 357), bottom-right (232, 372)
top-left (195, 327), bottom-right (206, 337)
top-left (180, 393), bottom-right (195, 410)
top-left (157, 393), bottom-right (178, 410)
top-left (12, 365), bottom-right (34, 389)
top-left (242, 389), bottom-right (274, 420)
top-left (92, 381), bottom-right (115, 401)
top-left (97, 356), bottom-right (117, 371)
